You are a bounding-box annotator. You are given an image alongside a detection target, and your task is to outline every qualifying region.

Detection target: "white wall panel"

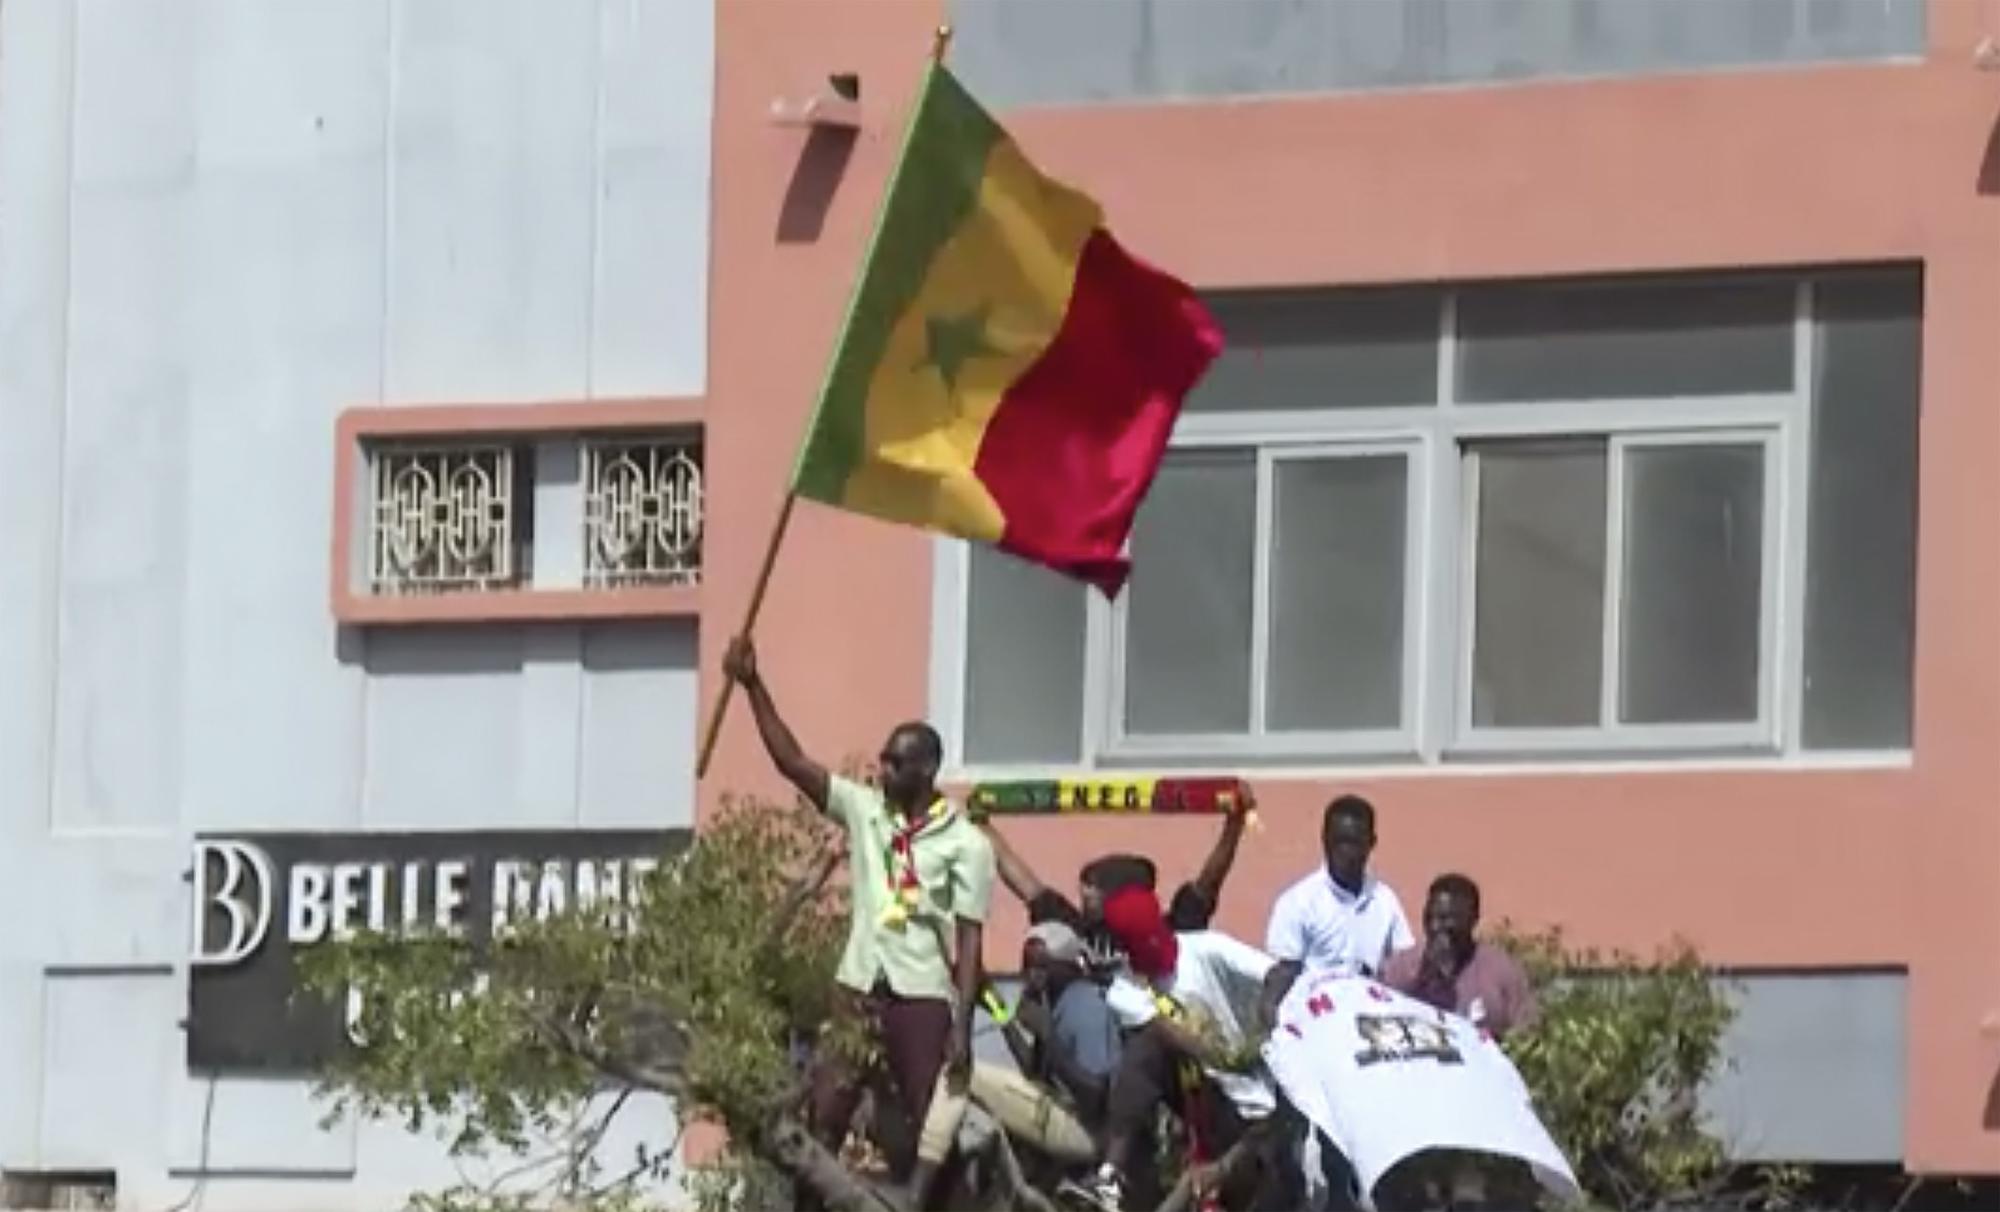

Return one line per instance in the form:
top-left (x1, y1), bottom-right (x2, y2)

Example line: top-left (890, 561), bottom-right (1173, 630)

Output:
top-left (166, 1076), bottom-right (359, 1176)
top-left (0, 0), bottom-right (76, 845)
top-left (0, 0), bottom-right (713, 1202)
top-left (0, 964), bottom-right (43, 1163)
top-left (360, 628), bottom-right (529, 829)
top-left (589, 0), bottom-right (712, 395)
top-left (38, 970), bottom-right (175, 1171)
top-left (384, 0), bottom-right (598, 401)
top-left (516, 628), bottom-right (588, 825)
top-left (580, 623), bottom-right (698, 828)
top-left (178, 0), bottom-right (385, 835)
top-left (51, 0), bottom-right (198, 833)
top-left (34, 838), bottom-right (183, 969)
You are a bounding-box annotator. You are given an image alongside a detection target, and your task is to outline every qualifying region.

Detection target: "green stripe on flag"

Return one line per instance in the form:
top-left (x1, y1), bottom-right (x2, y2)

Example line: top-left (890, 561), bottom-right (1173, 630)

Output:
top-left (790, 64), bottom-right (1004, 503)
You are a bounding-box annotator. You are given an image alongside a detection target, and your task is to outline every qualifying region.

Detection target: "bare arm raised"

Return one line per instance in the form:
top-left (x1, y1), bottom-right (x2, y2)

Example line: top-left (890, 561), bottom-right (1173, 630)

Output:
top-left (979, 819), bottom-right (1052, 906)
top-left (721, 636), bottom-right (831, 812)
top-left (1189, 802), bottom-right (1248, 908)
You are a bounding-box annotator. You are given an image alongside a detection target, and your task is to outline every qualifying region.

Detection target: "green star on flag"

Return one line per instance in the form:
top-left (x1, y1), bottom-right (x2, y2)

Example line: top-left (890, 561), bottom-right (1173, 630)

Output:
top-left (918, 303), bottom-right (999, 391)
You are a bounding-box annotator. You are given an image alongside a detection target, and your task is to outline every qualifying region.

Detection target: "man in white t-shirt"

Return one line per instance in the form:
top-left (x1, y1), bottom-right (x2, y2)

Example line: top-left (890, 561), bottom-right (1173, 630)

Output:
top-left (1064, 886), bottom-right (1279, 1212)
top-left (1260, 795), bottom-right (1415, 1021)
top-left (1262, 970), bottom-right (1579, 1210)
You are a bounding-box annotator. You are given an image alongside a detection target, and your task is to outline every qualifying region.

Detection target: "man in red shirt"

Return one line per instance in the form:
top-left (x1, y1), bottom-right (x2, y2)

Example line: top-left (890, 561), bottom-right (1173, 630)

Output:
top-left (1381, 873), bottom-right (1537, 1041)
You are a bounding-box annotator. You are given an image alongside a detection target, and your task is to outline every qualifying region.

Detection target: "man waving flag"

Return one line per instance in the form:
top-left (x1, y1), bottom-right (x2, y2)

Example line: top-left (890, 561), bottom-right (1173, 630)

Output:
top-left (791, 61), bottom-right (1223, 596)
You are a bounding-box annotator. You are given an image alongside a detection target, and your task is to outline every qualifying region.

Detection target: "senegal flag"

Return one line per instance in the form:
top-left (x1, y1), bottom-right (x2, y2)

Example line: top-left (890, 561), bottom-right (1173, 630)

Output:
top-left (790, 63), bottom-right (1223, 596)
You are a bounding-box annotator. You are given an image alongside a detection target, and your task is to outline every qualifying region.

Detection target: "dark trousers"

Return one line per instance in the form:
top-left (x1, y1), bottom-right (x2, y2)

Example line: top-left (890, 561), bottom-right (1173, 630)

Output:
top-left (1105, 1022), bottom-right (1277, 1210)
top-left (1374, 1150), bottom-right (1541, 1211)
top-left (808, 982), bottom-right (954, 1174)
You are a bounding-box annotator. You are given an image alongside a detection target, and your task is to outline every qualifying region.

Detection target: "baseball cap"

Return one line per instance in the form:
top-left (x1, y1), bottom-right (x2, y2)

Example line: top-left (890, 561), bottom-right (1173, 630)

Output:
top-left (1024, 920), bottom-right (1086, 966)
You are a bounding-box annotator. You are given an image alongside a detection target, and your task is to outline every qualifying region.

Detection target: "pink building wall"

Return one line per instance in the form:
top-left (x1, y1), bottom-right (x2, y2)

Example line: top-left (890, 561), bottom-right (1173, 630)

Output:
top-left (699, 0), bottom-right (2000, 1174)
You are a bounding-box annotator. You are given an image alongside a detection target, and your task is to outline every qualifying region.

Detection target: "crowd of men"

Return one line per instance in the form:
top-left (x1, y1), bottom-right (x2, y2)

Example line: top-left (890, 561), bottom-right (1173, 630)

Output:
top-left (723, 637), bottom-right (1540, 1212)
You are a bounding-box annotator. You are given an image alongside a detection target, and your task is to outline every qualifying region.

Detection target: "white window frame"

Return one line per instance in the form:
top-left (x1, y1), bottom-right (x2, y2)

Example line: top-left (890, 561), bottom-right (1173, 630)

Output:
top-left (1451, 425), bottom-right (1786, 759)
top-left (1101, 435), bottom-right (1428, 765)
top-left (933, 277), bottom-right (1888, 773)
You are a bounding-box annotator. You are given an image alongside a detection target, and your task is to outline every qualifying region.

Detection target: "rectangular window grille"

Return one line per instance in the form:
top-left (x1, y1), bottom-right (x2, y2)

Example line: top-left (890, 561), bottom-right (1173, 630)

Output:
top-left (366, 444), bottom-right (527, 594)
top-left (582, 435), bottom-right (704, 588)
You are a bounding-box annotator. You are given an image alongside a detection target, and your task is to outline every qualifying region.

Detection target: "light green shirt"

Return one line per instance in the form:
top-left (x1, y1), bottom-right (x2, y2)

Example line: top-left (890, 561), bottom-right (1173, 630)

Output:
top-left (829, 776), bottom-right (996, 1001)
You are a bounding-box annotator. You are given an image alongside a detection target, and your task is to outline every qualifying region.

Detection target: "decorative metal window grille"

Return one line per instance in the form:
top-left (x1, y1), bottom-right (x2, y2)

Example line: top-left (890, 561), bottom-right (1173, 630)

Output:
top-left (367, 444), bottom-right (527, 594)
top-left (583, 435), bottom-right (704, 587)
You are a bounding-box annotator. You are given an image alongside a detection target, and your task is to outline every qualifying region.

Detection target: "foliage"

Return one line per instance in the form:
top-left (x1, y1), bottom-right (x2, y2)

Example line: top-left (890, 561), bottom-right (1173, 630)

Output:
top-left (1497, 925), bottom-right (1802, 1211)
top-left (300, 795), bottom-right (857, 1212)
top-left (683, 1148), bottom-right (795, 1212)
top-left (303, 807), bottom-right (1814, 1212)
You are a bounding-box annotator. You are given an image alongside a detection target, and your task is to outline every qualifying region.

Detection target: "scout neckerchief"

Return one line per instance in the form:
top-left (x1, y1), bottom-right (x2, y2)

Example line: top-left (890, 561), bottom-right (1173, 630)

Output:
top-left (878, 797), bottom-right (950, 929)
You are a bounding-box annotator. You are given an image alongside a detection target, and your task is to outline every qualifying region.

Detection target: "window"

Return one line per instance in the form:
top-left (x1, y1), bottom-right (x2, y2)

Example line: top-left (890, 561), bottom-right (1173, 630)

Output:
top-left (583, 435), bottom-right (705, 588)
top-left (946, 266), bottom-right (1921, 768)
top-left (367, 443), bottom-right (534, 594)
top-left (1462, 434), bottom-right (1776, 749)
top-left (360, 431), bottom-right (705, 599)
top-left (1111, 444), bottom-right (1417, 755)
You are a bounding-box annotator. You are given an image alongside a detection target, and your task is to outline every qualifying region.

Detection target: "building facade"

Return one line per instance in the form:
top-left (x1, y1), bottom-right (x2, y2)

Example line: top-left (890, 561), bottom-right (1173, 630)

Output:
top-left (702, 0), bottom-right (1998, 1183)
top-left (2, 0), bottom-right (1997, 1207)
top-left (0, 0), bottom-right (710, 1207)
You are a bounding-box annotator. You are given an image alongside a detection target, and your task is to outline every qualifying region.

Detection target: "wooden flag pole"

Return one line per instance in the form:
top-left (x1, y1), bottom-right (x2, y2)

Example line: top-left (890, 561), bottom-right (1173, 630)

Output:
top-left (697, 491), bottom-right (797, 779)
top-left (696, 25), bottom-right (955, 782)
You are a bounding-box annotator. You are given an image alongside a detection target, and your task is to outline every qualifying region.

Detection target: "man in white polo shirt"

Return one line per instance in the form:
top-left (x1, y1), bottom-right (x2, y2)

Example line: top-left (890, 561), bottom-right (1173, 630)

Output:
top-left (1261, 795), bottom-right (1414, 1017)
top-left (1259, 795), bottom-right (1414, 1210)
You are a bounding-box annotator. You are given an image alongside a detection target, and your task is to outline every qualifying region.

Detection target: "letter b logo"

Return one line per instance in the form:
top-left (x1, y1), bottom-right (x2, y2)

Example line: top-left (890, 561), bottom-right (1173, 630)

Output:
top-left (190, 841), bottom-right (275, 967)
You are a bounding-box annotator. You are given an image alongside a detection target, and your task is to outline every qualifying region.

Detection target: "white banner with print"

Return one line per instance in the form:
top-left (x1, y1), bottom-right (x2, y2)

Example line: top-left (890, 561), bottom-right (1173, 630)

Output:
top-left (1262, 972), bottom-right (1580, 1209)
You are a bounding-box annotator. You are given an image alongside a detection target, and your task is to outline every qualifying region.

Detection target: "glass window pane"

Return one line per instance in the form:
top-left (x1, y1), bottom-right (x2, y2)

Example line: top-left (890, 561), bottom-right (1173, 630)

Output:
top-left (1457, 275), bottom-right (1794, 402)
top-left (1470, 441), bottom-right (1608, 728)
top-left (1124, 450), bottom-right (1256, 735)
top-left (1267, 455), bottom-right (1408, 731)
top-left (1803, 269), bottom-right (1920, 750)
top-left (1187, 286), bottom-right (1440, 412)
top-left (964, 545), bottom-right (1085, 764)
top-left (1618, 443), bottom-right (1766, 725)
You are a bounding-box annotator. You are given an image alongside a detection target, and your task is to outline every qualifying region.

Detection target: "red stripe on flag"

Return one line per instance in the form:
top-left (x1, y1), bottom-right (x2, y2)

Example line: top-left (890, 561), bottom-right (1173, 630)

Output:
top-left (972, 229), bottom-right (1223, 596)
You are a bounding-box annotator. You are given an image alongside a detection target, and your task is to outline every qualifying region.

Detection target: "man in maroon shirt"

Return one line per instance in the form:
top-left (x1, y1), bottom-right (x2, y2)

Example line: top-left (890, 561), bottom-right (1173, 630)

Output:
top-left (1382, 873), bottom-right (1537, 1041)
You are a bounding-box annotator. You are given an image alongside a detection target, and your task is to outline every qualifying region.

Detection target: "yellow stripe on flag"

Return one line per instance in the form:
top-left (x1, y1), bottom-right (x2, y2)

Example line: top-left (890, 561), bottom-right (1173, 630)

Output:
top-left (839, 136), bottom-right (1102, 539)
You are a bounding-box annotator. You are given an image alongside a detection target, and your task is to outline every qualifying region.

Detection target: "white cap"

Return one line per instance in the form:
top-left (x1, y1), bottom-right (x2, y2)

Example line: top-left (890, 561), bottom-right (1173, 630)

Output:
top-left (1024, 920), bottom-right (1085, 965)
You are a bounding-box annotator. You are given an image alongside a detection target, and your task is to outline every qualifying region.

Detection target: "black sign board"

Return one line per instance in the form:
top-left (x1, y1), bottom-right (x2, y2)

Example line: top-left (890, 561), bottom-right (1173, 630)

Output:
top-left (186, 829), bottom-right (688, 1072)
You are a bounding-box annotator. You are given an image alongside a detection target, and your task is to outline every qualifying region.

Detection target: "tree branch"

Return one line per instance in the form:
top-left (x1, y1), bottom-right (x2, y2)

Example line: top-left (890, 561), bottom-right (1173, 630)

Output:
top-left (763, 841), bottom-right (844, 952)
top-left (988, 1127), bottom-right (1060, 1212)
top-left (588, 1120), bottom-right (683, 1199)
top-left (541, 1014), bottom-right (687, 1099)
top-left (1151, 1119), bottom-right (1276, 1212)
top-left (553, 1087), bottom-right (632, 1196)
top-left (548, 1010), bottom-right (891, 1212)
top-left (763, 1114), bottom-right (903, 1212)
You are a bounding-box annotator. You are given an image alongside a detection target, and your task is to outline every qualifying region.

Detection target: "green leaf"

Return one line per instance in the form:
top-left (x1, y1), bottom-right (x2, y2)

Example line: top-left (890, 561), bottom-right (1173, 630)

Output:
top-left (1493, 923), bottom-right (1738, 1209)
top-left (303, 795), bottom-right (848, 1211)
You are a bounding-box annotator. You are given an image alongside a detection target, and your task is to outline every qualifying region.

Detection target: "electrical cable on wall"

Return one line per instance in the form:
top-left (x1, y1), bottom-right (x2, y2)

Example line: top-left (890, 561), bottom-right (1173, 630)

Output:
top-left (158, 1075), bottom-right (216, 1212)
